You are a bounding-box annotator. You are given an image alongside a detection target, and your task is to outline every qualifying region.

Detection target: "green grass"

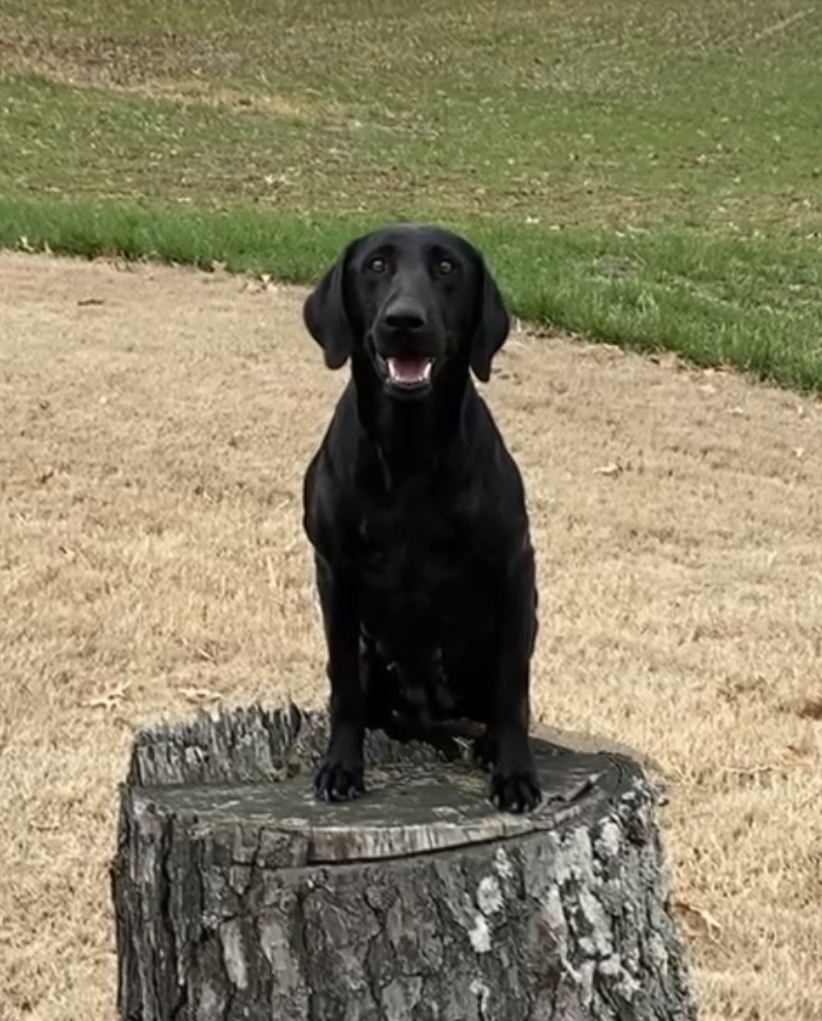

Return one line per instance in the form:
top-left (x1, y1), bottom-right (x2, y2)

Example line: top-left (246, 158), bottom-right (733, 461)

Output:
top-left (5, 196), bottom-right (821, 392)
top-left (1, 0), bottom-right (822, 389)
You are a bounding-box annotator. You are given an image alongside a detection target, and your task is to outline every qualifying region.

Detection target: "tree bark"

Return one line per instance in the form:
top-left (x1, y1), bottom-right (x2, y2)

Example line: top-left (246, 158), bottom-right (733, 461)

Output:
top-left (110, 703), bottom-right (698, 1021)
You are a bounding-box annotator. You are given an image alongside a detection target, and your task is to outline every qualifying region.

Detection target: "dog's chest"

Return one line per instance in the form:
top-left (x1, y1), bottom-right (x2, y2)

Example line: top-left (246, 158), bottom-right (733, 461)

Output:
top-left (349, 493), bottom-right (483, 619)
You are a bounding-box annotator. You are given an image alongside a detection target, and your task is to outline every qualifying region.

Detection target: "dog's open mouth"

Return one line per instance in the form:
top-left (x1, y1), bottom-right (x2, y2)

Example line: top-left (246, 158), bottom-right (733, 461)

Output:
top-left (383, 355), bottom-right (434, 390)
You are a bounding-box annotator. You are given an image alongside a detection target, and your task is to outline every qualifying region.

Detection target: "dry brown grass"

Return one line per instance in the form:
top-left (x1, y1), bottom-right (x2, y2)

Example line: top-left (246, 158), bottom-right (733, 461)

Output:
top-left (1, 252), bottom-right (821, 1021)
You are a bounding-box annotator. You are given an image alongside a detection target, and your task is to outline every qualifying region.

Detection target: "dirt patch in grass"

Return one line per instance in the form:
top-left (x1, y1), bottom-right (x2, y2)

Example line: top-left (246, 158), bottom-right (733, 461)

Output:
top-left (0, 32), bottom-right (324, 120)
top-left (1, 252), bottom-right (821, 1021)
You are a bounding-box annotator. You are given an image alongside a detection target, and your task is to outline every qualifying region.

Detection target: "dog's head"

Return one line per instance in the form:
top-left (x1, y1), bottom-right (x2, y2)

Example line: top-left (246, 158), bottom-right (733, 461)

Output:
top-left (302, 223), bottom-right (510, 396)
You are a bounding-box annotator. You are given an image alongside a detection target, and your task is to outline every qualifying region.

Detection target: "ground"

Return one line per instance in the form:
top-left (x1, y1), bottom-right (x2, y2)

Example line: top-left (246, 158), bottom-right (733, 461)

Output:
top-left (0, 252), bottom-right (820, 1021)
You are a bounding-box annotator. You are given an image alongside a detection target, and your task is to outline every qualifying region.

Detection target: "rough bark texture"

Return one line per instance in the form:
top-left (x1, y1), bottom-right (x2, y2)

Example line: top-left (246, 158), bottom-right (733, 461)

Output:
top-left (110, 703), bottom-right (698, 1021)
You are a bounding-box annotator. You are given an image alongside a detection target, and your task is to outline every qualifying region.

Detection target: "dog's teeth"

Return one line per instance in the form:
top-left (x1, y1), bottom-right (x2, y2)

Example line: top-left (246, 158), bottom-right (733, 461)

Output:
top-left (387, 357), bottom-right (432, 385)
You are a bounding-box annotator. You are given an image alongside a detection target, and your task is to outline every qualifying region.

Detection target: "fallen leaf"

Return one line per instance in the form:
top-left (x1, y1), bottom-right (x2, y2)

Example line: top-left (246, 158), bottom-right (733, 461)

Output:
top-left (792, 698), bottom-right (820, 722)
top-left (783, 729), bottom-right (818, 766)
top-left (179, 686), bottom-right (222, 704)
top-left (672, 896), bottom-right (723, 939)
top-left (721, 764), bottom-right (775, 779)
top-left (31, 820), bottom-right (61, 833)
top-left (797, 696), bottom-right (822, 721)
top-left (84, 680), bottom-right (132, 709)
top-left (193, 645), bottom-right (218, 664)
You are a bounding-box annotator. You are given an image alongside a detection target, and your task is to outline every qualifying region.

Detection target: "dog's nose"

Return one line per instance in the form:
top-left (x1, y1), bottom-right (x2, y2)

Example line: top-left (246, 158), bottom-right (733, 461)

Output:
top-left (382, 302), bottom-right (427, 334)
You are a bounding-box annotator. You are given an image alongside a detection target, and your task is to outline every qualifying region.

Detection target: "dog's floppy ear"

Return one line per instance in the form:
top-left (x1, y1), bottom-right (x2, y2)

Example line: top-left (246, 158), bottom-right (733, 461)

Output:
top-left (303, 241), bottom-right (359, 370)
top-left (469, 256), bottom-right (511, 383)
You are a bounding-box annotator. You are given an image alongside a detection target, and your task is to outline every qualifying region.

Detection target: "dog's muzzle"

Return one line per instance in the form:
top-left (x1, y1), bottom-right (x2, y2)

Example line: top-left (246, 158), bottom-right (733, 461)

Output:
top-left (372, 297), bottom-right (442, 395)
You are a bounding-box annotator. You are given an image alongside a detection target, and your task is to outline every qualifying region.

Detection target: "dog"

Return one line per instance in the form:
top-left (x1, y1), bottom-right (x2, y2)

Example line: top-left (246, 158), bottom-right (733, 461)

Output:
top-left (301, 223), bottom-right (542, 814)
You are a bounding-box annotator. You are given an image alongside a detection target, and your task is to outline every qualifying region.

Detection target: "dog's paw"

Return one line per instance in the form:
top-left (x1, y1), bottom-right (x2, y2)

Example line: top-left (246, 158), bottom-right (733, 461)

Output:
top-left (313, 755), bottom-right (365, 802)
top-left (490, 766), bottom-right (542, 814)
top-left (489, 740), bottom-right (542, 814)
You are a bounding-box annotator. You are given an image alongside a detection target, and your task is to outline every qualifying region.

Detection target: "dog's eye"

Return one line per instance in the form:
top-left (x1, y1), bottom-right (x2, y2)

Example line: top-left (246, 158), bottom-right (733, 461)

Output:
top-left (367, 256), bottom-right (387, 274)
top-left (436, 258), bottom-right (455, 276)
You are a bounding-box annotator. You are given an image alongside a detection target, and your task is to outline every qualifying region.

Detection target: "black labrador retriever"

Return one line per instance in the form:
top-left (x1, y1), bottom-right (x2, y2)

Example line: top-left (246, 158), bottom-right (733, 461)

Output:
top-left (301, 223), bottom-right (542, 814)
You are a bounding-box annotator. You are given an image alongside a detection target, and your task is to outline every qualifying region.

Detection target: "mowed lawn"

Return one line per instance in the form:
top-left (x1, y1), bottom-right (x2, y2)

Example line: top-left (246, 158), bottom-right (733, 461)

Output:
top-left (1, 0), bottom-right (821, 387)
top-left (1, 2), bottom-right (822, 1020)
top-left (1, 0), bottom-right (821, 232)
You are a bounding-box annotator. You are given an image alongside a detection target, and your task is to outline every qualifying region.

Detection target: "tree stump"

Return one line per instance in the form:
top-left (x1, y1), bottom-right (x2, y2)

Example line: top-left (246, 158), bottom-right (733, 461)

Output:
top-left (110, 703), bottom-right (697, 1021)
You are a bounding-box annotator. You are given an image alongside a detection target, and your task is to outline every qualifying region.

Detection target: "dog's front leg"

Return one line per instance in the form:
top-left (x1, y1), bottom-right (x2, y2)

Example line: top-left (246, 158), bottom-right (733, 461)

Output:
top-left (313, 553), bottom-right (366, 801)
top-left (489, 545), bottom-right (542, 814)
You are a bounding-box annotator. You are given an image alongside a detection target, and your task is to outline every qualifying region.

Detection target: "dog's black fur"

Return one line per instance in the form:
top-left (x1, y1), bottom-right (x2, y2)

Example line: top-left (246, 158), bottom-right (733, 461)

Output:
top-left (301, 223), bottom-right (542, 813)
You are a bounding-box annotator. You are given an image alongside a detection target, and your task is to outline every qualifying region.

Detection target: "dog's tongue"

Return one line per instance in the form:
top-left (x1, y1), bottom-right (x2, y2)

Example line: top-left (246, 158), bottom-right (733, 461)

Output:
top-left (387, 356), bottom-right (431, 385)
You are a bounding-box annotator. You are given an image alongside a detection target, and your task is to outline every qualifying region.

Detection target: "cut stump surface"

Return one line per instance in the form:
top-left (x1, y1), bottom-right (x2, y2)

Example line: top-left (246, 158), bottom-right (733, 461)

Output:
top-left (111, 704), bottom-right (697, 1021)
